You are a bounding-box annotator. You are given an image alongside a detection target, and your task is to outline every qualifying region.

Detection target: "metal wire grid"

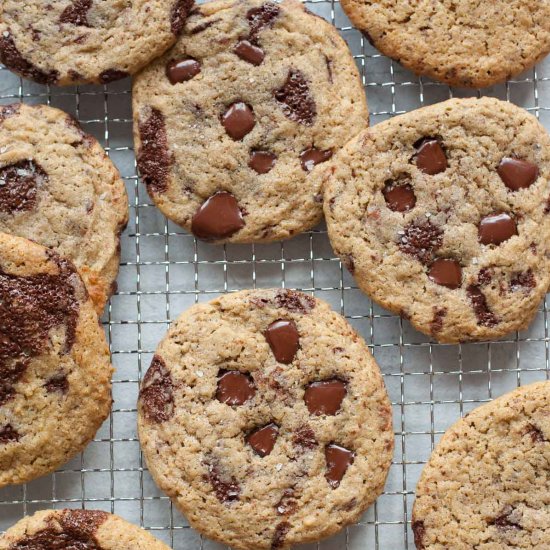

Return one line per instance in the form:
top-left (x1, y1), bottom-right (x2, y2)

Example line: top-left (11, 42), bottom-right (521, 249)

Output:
top-left (1, 1), bottom-right (550, 548)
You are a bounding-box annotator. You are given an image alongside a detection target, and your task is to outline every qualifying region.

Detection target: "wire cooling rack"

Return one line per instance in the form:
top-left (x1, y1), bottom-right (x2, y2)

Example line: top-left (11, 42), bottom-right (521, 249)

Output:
top-left (1, 2), bottom-right (550, 549)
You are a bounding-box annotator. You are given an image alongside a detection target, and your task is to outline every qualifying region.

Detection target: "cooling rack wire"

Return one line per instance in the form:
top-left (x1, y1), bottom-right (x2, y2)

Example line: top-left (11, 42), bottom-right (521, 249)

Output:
top-left (1, 1), bottom-right (550, 549)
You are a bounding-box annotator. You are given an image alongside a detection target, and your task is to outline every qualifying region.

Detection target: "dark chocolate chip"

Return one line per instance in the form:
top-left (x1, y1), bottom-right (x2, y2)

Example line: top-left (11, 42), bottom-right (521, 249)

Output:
top-left (341, 254), bottom-right (355, 274)
top-left (510, 269), bottom-right (535, 292)
top-left (274, 289), bottom-right (315, 313)
top-left (137, 107), bottom-right (173, 195)
top-left (247, 2), bottom-right (280, 42)
top-left (467, 285), bottom-right (498, 327)
top-left (166, 58), bottom-right (201, 84)
top-left (246, 423), bottom-right (279, 457)
top-left (477, 268), bottom-right (493, 286)
top-left (139, 355), bottom-right (174, 423)
top-left (383, 181), bottom-right (416, 212)
top-left (276, 489), bottom-right (297, 515)
top-left (59, 0), bottom-right (92, 26)
top-left (249, 151), bottom-right (276, 174)
top-left (188, 18), bottom-right (220, 34)
top-left (0, 424), bottom-right (19, 444)
top-left (428, 258), bottom-right (462, 289)
top-left (191, 191), bottom-right (245, 240)
top-left (98, 69), bottom-right (129, 84)
top-left (304, 379), bottom-right (347, 416)
top-left (292, 424), bottom-right (317, 450)
top-left (171, 0), bottom-right (194, 35)
top-left (430, 307), bottom-right (447, 334)
top-left (221, 102), bottom-right (255, 140)
top-left (265, 319), bottom-right (299, 364)
top-left (216, 370), bottom-right (256, 405)
top-left (0, 103), bottom-right (20, 122)
top-left (0, 361), bottom-right (26, 406)
top-left (412, 520), bottom-right (426, 549)
top-left (0, 160), bottom-right (47, 214)
top-left (497, 157), bottom-right (539, 191)
top-left (205, 461), bottom-right (241, 503)
top-left (526, 423), bottom-right (547, 443)
top-left (45, 373), bottom-right (69, 394)
top-left (414, 138), bottom-right (447, 175)
top-left (325, 55), bottom-right (333, 83)
top-left (300, 147), bottom-right (332, 172)
top-left (399, 220), bottom-right (443, 264)
top-left (478, 213), bottom-right (517, 245)
top-left (325, 443), bottom-right (355, 488)
top-left (272, 521), bottom-right (290, 550)
top-left (274, 70), bottom-right (316, 126)
top-left (490, 508), bottom-right (522, 531)
top-left (0, 34), bottom-right (59, 84)
top-left (234, 40), bottom-right (264, 65)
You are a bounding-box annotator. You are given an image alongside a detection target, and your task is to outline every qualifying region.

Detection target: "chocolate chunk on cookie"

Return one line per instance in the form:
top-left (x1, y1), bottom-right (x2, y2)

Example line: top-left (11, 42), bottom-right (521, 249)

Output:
top-left (133, 0), bottom-right (368, 243)
top-left (0, 232), bottom-right (113, 487)
top-left (413, 381), bottom-right (550, 549)
top-left (138, 289), bottom-right (393, 549)
top-left (322, 97), bottom-right (550, 343)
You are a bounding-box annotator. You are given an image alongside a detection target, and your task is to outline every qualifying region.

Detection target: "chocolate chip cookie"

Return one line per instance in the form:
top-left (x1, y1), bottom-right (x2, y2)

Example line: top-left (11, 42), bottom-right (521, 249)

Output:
top-left (0, 0), bottom-right (193, 86)
top-left (0, 232), bottom-right (113, 487)
top-left (0, 509), bottom-right (171, 549)
top-left (412, 381), bottom-right (550, 549)
top-left (133, 0), bottom-right (368, 243)
top-left (321, 97), bottom-right (550, 343)
top-left (0, 103), bottom-right (128, 313)
top-left (137, 289), bottom-right (393, 549)
top-left (340, 0), bottom-right (550, 88)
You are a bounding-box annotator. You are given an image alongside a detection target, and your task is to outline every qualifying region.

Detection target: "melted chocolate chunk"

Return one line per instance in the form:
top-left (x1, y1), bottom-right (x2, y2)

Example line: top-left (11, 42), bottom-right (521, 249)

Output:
top-left (0, 103), bottom-right (20, 122)
top-left (479, 213), bottom-right (517, 245)
top-left (188, 18), bottom-right (220, 34)
top-left (276, 489), bottom-right (297, 515)
top-left (0, 160), bottom-right (47, 214)
top-left (274, 70), bottom-right (316, 126)
top-left (325, 443), bottom-right (355, 488)
top-left (412, 520), bottom-right (426, 549)
top-left (137, 108), bottom-right (173, 195)
top-left (467, 285), bottom-right (498, 327)
top-left (191, 191), bottom-right (245, 240)
top-left (526, 423), bottom-right (547, 443)
top-left (247, 2), bottom-right (280, 42)
top-left (304, 379), bottom-right (347, 415)
top-left (45, 373), bottom-right (69, 394)
top-left (205, 461), bottom-right (240, 503)
top-left (246, 423), bottom-right (279, 457)
top-left (0, 34), bottom-right (59, 84)
top-left (0, 361), bottom-right (26, 406)
top-left (221, 102), bottom-right (255, 140)
top-left (59, 0), bottom-right (92, 26)
top-left (300, 147), bottom-right (332, 172)
top-left (171, 0), bottom-right (193, 34)
top-left (341, 254), bottom-right (355, 274)
top-left (414, 138), bottom-right (447, 175)
top-left (234, 40), bottom-right (265, 65)
top-left (383, 180), bottom-right (416, 212)
top-left (166, 58), bottom-right (201, 84)
top-left (292, 424), bottom-right (317, 450)
top-left (490, 508), bottom-right (522, 530)
top-left (478, 268), bottom-right (493, 286)
top-left (430, 307), bottom-right (447, 334)
top-left (249, 151), bottom-right (276, 174)
top-left (510, 269), bottom-right (535, 292)
top-left (428, 258), bottom-right (462, 289)
top-left (497, 157), bottom-right (539, 191)
top-left (0, 424), bottom-right (19, 444)
top-left (265, 319), bottom-right (299, 364)
top-left (216, 370), bottom-right (256, 405)
top-left (272, 521), bottom-right (290, 549)
top-left (399, 220), bottom-right (443, 264)
top-left (139, 355), bottom-right (174, 423)
top-left (274, 289), bottom-right (315, 313)
top-left (98, 69), bottom-right (129, 84)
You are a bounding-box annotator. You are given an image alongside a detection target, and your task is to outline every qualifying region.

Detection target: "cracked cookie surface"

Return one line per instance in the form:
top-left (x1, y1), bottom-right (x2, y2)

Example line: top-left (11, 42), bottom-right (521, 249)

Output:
top-left (0, 0), bottom-right (193, 85)
top-left (0, 103), bottom-right (128, 313)
top-left (412, 381), bottom-right (550, 549)
top-left (0, 509), bottom-right (171, 549)
top-left (137, 289), bottom-right (393, 550)
top-left (340, 0), bottom-right (550, 88)
top-left (0, 232), bottom-right (112, 487)
top-left (321, 97), bottom-right (550, 343)
top-left (132, 0), bottom-right (368, 243)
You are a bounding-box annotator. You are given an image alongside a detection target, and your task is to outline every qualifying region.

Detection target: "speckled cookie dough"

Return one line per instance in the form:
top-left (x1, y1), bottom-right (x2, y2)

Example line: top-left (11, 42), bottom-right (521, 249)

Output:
top-left (340, 0), bottom-right (550, 88)
top-left (321, 97), bottom-right (550, 343)
top-left (137, 289), bottom-right (393, 550)
top-left (133, 0), bottom-right (368, 244)
top-left (0, 0), bottom-right (193, 86)
top-left (413, 381), bottom-right (550, 549)
top-left (0, 103), bottom-right (128, 313)
top-left (0, 509), bottom-right (171, 549)
top-left (0, 232), bottom-right (113, 487)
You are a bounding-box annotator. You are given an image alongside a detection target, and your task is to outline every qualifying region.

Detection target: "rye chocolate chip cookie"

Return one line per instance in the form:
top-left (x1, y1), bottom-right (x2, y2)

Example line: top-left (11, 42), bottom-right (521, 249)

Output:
top-left (133, 0), bottom-right (368, 243)
top-left (0, 509), bottom-right (171, 549)
top-left (137, 289), bottom-right (393, 550)
top-left (413, 381), bottom-right (550, 549)
top-left (0, 0), bottom-right (193, 86)
top-left (321, 97), bottom-right (550, 343)
top-left (0, 232), bottom-right (113, 487)
top-left (0, 103), bottom-right (128, 313)
top-left (340, 0), bottom-right (550, 88)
